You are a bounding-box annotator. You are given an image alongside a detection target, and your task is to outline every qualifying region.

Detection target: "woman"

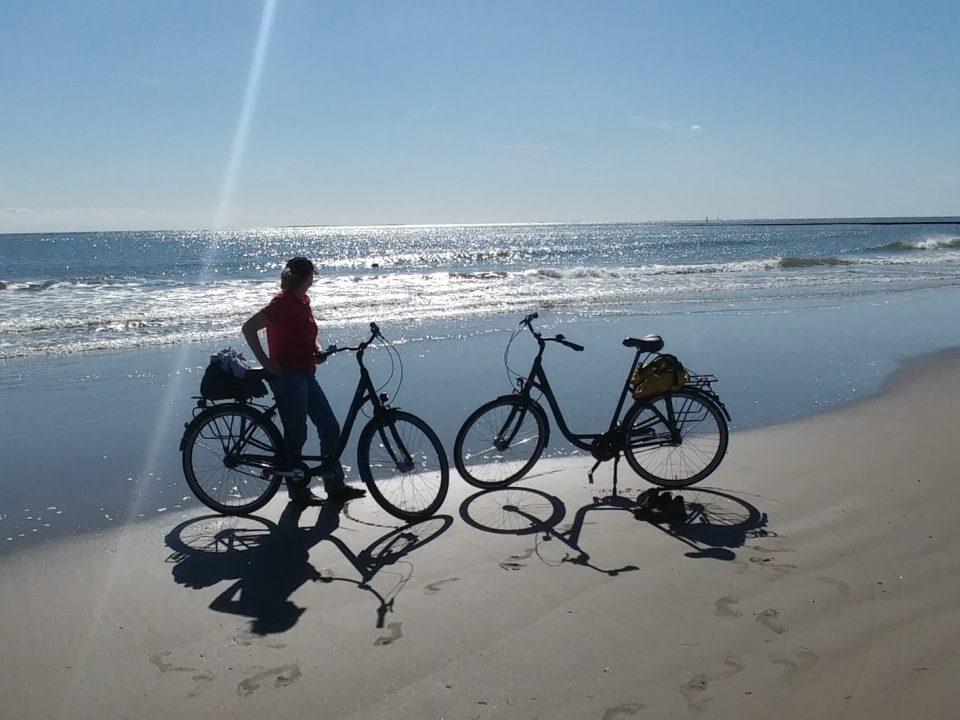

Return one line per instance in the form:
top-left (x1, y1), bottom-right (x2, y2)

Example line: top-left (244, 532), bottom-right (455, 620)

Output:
top-left (242, 256), bottom-right (366, 505)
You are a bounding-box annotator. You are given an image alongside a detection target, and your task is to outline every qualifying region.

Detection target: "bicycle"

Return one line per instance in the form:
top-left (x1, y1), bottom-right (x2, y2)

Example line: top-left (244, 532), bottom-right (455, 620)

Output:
top-left (180, 322), bottom-right (449, 521)
top-left (453, 312), bottom-right (731, 490)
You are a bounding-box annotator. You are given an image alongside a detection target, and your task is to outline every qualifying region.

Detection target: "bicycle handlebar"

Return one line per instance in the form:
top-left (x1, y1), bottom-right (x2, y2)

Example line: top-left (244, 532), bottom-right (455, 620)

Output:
top-left (314, 322), bottom-right (384, 361)
top-left (518, 313), bottom-right (584, 352)
top-left (553, 334), bottom-right (585, 352)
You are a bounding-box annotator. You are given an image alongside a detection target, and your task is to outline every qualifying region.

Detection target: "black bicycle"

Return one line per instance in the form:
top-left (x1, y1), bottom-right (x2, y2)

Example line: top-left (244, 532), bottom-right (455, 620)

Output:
top-left (180, 323), bottom-right (449, 521)
top-left (453, 313), bottom-right (730, 489)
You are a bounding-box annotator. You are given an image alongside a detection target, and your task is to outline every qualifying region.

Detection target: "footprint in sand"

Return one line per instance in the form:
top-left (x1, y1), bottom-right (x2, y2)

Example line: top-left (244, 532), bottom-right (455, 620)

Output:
top-left (373, 622), bottom-right (403, 646)
top-left (149, 651), bottom-right (215, 698)
top-left (748, 544), bottom-right (795, 554)
top-left (715, 595), bottom-right (742, 618)
top-left (236, 664), bottom-right (302, 697)
top-left (232, 630), bottom-right (287, 649)
top-left (188, 670), bottom-right (216, 698)
top-left (680, 676), bottom-right (710, 714)
top-left (755, 609), bottom-right (787, 635)
top-left (771, 647), bottom-right (819, 681)
top-left (149, 650), bottom-right (195, 673)
top-left (499, 547), bottom-right (536, 571)
top-left (680, 657), bottom-right (746, 713)
top-left (600, 702), bottom-right (645, 719)
top-left (749, 556), bottom-right (797, 578)
top-left (424, 577), bottom-right (460, 595)
top-left (817, 576), bottom-right (852, 598)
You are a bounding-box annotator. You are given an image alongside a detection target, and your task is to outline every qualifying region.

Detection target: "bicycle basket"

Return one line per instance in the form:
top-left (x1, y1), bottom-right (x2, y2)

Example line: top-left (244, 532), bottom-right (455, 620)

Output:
top-left (630, 354), bottom-right (689, 399)
top-left (199, 363), bottom-right (268, 400)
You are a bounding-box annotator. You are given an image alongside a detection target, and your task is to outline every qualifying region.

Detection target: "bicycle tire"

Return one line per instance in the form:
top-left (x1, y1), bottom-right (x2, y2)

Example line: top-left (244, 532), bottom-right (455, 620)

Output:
top-left (623, 388), bottom-right (729, 488)
top-left (357, 410), bottom-right (449, 521)
top-left (181, 404), bottom-right (284, 515)
top-left (453, 396), bottom-right (547, 489)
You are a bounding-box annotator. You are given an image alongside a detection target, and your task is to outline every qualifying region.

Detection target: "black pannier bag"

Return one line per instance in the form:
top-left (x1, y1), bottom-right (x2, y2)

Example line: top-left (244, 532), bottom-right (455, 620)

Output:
top-left (199, 349), bottom-right (269, 400)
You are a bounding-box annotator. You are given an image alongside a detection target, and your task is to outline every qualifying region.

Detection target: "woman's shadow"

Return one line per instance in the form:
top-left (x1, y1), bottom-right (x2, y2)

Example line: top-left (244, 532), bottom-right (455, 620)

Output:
top-left (165, 501), bottom-right (452, 635)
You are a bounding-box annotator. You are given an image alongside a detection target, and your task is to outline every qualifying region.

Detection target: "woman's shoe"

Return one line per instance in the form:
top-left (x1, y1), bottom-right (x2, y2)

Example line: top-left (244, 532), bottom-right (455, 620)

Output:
top-left (327, 486), bottom-right (367, 502)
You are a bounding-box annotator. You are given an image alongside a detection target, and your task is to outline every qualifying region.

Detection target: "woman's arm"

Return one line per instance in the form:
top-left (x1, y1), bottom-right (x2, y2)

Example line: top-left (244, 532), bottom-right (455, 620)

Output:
top-left (242, 312), bottom-right (283, 375)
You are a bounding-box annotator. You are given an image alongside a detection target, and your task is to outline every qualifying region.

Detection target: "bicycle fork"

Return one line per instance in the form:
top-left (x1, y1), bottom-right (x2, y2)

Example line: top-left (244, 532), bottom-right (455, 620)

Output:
top-left (376, 420), bottom-right (415, 473)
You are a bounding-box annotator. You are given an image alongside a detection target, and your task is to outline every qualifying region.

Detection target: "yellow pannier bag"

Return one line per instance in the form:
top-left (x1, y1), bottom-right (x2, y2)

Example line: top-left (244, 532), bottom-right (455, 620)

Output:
top-left (630, 354), bottom-right (689, 399)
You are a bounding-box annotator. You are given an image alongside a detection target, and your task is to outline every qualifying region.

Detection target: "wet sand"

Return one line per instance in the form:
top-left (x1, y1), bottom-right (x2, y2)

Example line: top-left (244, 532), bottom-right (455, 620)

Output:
top-left (2, 347), bottom-right (960, 719)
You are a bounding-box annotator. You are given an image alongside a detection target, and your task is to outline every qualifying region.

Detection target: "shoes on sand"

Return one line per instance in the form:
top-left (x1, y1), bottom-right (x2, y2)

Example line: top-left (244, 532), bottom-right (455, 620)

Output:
top-left (288, 492), bottom-right (325, 507)
top-left (327, 486), bottom-right (367, 502)
top-left (634, 489), bottom-right (686, 524)
top-left (287, 480), bottom-right (365, 506)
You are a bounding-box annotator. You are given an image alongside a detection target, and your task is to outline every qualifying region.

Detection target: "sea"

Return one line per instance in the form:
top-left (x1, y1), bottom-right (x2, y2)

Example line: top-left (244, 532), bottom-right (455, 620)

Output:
top-left (3, 218), bottom-right (960, 360)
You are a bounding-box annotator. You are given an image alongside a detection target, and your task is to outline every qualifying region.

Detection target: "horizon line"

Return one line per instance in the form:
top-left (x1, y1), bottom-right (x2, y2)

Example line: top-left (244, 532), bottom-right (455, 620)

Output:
top-left (2, 214), bottom-right (959, 236)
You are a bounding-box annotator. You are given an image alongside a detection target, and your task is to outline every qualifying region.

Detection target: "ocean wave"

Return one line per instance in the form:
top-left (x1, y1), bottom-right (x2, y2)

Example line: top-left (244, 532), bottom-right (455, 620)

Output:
top-left (777, 257), bottom-right (858, 269)
top-left (0, 277), bottom-right (149, 292)
top-left (873, 237), bottom-right (960, 251)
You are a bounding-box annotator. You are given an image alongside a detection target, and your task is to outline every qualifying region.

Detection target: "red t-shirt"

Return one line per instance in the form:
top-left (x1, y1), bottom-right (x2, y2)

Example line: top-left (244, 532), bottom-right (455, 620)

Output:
top-left (261, 291), bottom-right (318, 372)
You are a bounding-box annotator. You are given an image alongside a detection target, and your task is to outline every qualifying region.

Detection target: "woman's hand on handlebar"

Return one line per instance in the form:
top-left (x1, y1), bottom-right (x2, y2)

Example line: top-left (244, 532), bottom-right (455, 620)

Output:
top-left (314, 344), bottom-right (339, 364)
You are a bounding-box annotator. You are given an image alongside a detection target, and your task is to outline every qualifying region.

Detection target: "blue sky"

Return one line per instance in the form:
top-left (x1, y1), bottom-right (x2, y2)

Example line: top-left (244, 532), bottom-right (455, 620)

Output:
top-left (1, 0), bottom-right (957, 232)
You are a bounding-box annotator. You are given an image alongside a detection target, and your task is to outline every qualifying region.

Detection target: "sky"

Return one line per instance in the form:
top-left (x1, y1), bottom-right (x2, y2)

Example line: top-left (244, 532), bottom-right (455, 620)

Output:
top-left (1, 0), bottom-right (958, 233)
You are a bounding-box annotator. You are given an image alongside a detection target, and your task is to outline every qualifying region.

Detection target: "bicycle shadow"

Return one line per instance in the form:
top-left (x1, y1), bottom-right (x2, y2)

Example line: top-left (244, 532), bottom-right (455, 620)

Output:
top-left (165, 502), bottom-right (452, 635)
top-left (459, 484), bottom-right (771, 572)
top-left (632, 486), bottom-right (772, 560)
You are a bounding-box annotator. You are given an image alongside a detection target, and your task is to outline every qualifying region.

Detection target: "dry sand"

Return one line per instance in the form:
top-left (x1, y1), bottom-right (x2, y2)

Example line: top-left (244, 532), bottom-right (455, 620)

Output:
top-left (2, 348), bottom-right (960, 719)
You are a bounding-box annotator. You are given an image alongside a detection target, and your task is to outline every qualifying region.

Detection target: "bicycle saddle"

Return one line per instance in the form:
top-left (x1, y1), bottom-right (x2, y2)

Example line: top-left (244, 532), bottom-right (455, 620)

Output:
top-left (247, 368), bottom-right (272, 382)
top-left (622, 335), bottom-right (664, 352)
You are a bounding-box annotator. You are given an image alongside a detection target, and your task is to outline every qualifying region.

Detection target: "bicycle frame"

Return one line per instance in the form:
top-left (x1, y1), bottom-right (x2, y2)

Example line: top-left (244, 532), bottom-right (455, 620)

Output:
top-left (225, 327), bottom-right (402, 479)
top-left (514, 332), bottom-right (647, 454)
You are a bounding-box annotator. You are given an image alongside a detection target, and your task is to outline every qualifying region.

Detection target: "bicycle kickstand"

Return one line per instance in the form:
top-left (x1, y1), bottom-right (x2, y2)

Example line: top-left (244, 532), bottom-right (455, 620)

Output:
top-left (587, 459), bottom-right (601, 484)
top-left (587, 454), bottom-right (621, 495)
top-left (611, 453), bottom-right (620, 497)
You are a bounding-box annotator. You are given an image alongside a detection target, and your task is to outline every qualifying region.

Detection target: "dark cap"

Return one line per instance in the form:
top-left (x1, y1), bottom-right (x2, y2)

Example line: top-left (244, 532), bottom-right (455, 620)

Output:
top-left (285, 256), bottom-right (315, 277)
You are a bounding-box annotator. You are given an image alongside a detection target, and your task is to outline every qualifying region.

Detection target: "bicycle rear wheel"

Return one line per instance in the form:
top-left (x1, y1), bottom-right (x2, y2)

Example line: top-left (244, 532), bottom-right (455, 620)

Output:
top-left (181, 405), bottom-right (284, 515)
top-left (623, 389), bottom-right (728, 488)
top-left (454, 396), bottom-right (547, 489)
top-left (357, 410), bottom-right (449, 521)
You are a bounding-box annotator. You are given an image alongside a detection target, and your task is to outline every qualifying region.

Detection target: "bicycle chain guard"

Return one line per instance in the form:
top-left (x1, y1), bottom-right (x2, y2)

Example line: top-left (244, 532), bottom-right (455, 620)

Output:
top-left (590, 429), bottom-right (625, 462)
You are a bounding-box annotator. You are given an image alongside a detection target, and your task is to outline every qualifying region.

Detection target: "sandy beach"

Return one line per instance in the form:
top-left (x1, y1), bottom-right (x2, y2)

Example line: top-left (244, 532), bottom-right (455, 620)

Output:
top-left (1, 344), bottom-right (958, 719)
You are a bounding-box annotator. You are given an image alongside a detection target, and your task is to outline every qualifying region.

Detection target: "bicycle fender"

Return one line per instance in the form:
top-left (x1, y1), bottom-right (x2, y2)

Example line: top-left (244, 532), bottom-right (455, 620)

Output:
top-left (494, 395), bottom-right (551, 449)
top-left (688, 386), bottom-right (732, 421)
top-left (632, 387), bottom-right (732, 423)
top-left (178, 403), bottom-right (268, 452)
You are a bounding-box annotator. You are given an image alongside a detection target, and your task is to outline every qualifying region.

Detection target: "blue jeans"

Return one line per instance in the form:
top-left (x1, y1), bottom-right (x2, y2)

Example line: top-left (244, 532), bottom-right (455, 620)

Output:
top-left (271, 371), bottom-right (346, 493)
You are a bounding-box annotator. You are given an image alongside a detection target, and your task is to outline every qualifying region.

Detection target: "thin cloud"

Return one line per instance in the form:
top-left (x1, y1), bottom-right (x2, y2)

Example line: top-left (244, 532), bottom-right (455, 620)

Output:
top-left (0, 207), bottom-right (35, 214)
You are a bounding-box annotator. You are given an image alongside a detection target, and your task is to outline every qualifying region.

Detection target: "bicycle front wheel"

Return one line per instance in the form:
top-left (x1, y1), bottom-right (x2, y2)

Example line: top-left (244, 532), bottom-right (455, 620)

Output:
top-left (181, 405), bottom-right (284, 515)
top-left (623, 389), bottom-right (729, 488)
top-left (358, 410), bottom-right (449, 521)
top-left (454, 396), bottom-right (547, 489)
